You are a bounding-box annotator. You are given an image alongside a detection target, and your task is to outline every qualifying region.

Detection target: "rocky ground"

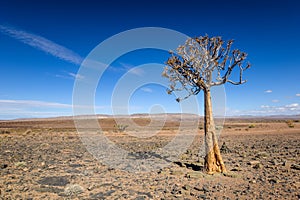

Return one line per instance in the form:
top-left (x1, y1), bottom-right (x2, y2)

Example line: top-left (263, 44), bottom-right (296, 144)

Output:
top-left (0, 117), bottom-right (299, 199)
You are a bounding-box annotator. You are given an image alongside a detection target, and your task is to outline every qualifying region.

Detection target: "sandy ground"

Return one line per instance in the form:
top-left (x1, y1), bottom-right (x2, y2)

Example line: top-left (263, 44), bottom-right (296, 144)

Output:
top-left (0, 117), bottom-right (299, 199)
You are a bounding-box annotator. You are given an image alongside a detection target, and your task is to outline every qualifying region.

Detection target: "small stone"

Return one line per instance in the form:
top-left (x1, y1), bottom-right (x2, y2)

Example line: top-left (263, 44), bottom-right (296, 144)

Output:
top-left (0, 163), bottom-right (8, 169)
top-left (248, 160), bottom-right (260, 166)
top-left (253, 163), bottom-right (263, 169)
top-left (291, 164), bottom-right (300, 170)
top-left (283, 160), bottom-right (291, 167)
top-left (202, 185), bottom-right (210, 193)
top-left (269, 178), bottom-right (279, 184)
top-left (182, 185), bottom-right (191, 191)
top-left (135, 196), bottom-right (146, 200)
top-left (198, 194), bottom-right (206, 199)
top-left (223, 172), bottom-right (239, 178)
top-left (256, 152), bottom-right (268, 158)
top-left (193, 186), bottom-right (202, 191)
top-left (186, 171), bottom-right (205, 179)
top-left (90, 192), bottom-right (105, 199)
top-left (87, 185), bottom-right (95, 191)
top-left (231, 167), bottom-right (242, 171)
top-left (270, 159), bottom-right (279, 165)
top-left (170, 170), bottom-right (184, 175)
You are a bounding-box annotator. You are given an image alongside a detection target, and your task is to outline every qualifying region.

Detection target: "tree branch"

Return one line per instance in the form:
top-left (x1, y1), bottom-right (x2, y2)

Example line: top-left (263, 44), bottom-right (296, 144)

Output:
top-left (163, 35), bottom-right (250, 101)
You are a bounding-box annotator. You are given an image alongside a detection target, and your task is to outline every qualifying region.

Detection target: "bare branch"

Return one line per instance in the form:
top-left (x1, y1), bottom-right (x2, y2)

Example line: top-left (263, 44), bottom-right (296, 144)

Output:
top-left (162, 35), bottom-right (250, 101)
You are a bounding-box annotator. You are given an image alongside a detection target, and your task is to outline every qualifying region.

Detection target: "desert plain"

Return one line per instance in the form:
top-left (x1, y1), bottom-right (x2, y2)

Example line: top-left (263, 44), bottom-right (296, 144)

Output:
top-left (0, 115), bottom-right (299, 199)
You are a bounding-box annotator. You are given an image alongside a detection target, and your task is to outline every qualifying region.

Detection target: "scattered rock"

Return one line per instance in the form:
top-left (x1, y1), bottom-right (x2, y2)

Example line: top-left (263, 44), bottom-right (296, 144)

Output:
top-left (135, 196), bottom-right (146, 200)
top-left (248, 160), bottom-right (260, 166)
top-left (283, 160), bottom-right (291, 167)
top-left (186, 171), bottom-right (205, 179)
top-left (291, 164), bottom-right (300, 170)
top-left (170, 170), bottom-right (184, 175)
top-left (182, 185), bottom-right (191, 191)
top-left (38, 176), bottom-right (70, 186)
top-left (256, 151), bottom-right (268, 158)
top-left (223, 172), bottom-right (239, 178)
top-left (89, 190), bottom-right (116, 199)
top-left (269, 178), bottom-right (279, 184)
top-left (90, 192), bottom-right (105, 199)
top-left (231, 167), bottom-right (242, 171)
top-left (269, 159), bottom-right (279, 165)
top-left (197, 194), bottom-right (207, 199)
top-left (0, 163), bottom-right (8, 169)
top-left (253, 163), bottom-right (263, 169)
top-left (69, 163), bottom-right (82, 168)
top-left (202, 185), bottom-right (210, 193)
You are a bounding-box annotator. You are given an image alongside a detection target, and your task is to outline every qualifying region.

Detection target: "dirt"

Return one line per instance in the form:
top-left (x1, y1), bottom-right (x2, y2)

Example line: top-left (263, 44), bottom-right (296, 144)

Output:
top-left (0, 117), bottom-right (299, 199)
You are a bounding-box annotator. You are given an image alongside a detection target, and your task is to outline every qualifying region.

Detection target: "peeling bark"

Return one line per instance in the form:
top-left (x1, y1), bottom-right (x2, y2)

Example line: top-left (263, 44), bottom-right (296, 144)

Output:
top-left (204, 89), bottom-right (227, 174)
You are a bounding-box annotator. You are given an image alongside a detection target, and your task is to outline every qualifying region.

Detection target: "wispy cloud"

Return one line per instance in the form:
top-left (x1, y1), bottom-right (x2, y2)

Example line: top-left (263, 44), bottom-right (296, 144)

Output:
top-left (128, 67), bottom-right (145, 76)
top-left (0, 99), bottom-right (144, 119)
top-left (141, 87), bottom-right (153, 93)
top-left (272, 99), bottom-right (279, 103)
top-left (226, 102), bottom-right (300, 116)
top-left (68, 72), bottom-right (84, 80)
top-left (234, 103), bottom-right (300, 116)
top-left (118, 63), bottom-right (146, 76)
top-left (0, 99), bottom-right (108, 110)
top-left (55, 71), bottom-right (85, 80)
top-left (0, 99), bottom-right (72, 108)
top-left (264, 90), bottom-right (272, 93)
top-left (296, 94), bottom-right (300, 97)
top-left (0, 25), bottom-right (84, 65)
top-left (0, 99), bottom-right (73, 119)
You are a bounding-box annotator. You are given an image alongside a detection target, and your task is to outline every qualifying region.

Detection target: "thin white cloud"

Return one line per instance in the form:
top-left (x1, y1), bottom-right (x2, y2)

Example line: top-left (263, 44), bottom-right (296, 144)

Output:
top-left (0, 99), bottom-right (108, 110)
top-left (128, 67), bottom-right (145, 76)
top-left (0, 25), bottom-right (83, 65)
top-left (272, 99), bottom-right (279, 103)
top-left (68, 72), bottom-right (84, 80)
top-left (296, 94), bottom-right (300, 97)
top-left (54, 71), bottom-right (85, 80)
top-left (260, 105), bottom-right (270, 108)
top-left (0, 99), bottom-right (111, 119)
top-left (285, 103), bottom-right (299, 108)
top-left (118, 63), bottom-right (146, 76)
top-left (226, 103), bottom-right (300, 116)
top-left (141, 87), bottom-right (153, 93)
top-left (265, 90), bottom-right (272, 93)
top-left (0, 99), bottom-right (72, 108)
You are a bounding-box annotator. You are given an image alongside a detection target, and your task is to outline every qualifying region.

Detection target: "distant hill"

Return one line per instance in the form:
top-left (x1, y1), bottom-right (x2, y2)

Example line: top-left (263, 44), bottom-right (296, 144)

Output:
top-left (1, 113), bottom-right (299, 122)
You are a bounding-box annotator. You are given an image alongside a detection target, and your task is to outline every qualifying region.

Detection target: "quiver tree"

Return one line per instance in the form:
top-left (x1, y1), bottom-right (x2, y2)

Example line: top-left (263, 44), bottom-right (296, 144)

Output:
top-left (162, 35), bottom-right (250, 174)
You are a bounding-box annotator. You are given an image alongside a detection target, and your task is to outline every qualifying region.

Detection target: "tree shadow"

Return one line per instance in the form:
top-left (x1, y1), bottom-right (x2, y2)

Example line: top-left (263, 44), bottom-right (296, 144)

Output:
top-left (174, 161), bottom-right (204, 171)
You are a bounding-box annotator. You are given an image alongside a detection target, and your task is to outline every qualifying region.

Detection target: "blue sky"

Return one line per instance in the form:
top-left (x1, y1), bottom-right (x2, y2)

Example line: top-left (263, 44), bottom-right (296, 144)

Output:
top-left (0, 0), bottom-right (299, 119)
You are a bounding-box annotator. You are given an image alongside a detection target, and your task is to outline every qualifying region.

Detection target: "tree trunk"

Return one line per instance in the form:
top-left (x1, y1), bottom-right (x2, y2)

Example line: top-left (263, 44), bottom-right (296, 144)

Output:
top-left (204, 89), bottom-right (227, 174)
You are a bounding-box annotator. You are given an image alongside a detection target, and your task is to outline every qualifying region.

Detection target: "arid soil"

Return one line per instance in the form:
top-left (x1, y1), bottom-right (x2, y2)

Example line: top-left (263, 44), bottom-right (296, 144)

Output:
top-left (0, 116), bottom-right (299, 199)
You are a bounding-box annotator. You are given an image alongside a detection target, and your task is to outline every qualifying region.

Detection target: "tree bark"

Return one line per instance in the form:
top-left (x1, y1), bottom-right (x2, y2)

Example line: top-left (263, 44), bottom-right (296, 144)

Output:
top-left (204, 89), bottom-right (227, 174)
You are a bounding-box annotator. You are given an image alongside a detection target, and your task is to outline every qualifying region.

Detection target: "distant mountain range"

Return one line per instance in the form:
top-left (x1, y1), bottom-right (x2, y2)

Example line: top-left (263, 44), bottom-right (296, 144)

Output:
top-left (1, 113), bottom-right (299, 122)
